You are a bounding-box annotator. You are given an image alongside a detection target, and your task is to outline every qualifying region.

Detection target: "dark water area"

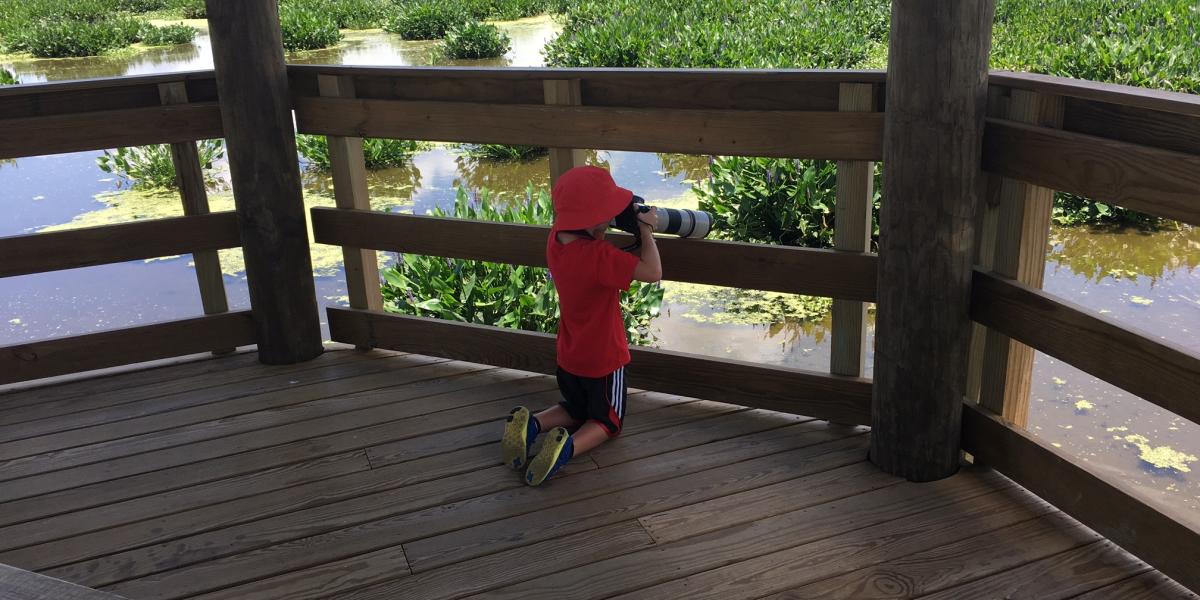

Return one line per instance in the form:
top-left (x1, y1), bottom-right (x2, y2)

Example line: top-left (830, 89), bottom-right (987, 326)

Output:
top-left (2, 19), bottom-right (1197, 521)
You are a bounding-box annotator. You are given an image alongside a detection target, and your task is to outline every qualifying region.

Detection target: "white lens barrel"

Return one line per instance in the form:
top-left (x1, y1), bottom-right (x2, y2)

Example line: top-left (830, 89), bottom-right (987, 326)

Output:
top-left (654, 208), bottom-right (712, 238)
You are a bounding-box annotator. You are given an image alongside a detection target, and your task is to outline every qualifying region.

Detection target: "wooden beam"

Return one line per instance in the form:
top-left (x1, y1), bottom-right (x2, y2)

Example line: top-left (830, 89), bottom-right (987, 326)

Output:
top-left (871, 0), bottom-right (996, 481)
top-left (206, 0), bottom-right (323, 364)
top-left (982, 118), bottom-right (1200, 226)
top-left (294, 97), bottom-right (885, 161)
top-left (829, 82), bottom-right (876, 378)
top-left (961, 402), bottom-right (1200, 593)
top-left (989, 71), bottom-right (1200, 118)
top-left (971, 269), bottom-right (1200, 425)
top-left (158, 82), bottom-right (231, 321)
top-left (977, 89), bottom-right (1064, 426)
top-left (0, 103), bottom-right (223, 160)
top-left (311, 208), bottom-right (879, 302)
top-left (0, 563), bottom-right (129, 599)
top-left (0, 312), bottom-right (256, 385)
top-left (1062, 96), bottom-right (1200, 156)
top-left (0, 70), bottom-right (219, 119)
top-left (327, 308), bottom-right (873, 425)
top-left (543, 79), bottom-right (587, 186)
top-left (0, 213), bottom-right (241, 278)
top-left (317, 74), bottom-right (384, 317)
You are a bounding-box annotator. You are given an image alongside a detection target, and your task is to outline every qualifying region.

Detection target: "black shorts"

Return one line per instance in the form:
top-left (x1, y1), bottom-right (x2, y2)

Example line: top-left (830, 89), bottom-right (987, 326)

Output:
top-left (556, 365), bottom-right (627, 437)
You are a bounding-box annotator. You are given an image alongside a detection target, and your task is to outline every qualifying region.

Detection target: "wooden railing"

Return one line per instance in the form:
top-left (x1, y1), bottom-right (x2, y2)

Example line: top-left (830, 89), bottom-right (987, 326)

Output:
top-left (0, 71), bottom-right (253, 384)
top-left (0, 65), bottom-right (1196, 592)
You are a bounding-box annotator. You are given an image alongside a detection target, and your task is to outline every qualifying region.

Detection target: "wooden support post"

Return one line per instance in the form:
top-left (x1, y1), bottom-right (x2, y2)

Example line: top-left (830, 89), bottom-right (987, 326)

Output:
top-left (871, 0), bottom-right (996, 481)
top-left (317, 74), bottom-right (385, 329)
top-left (543, 79), bottom-right (587, 186)
top-left (158, 82), bottom-right (234, 355)
top-left (977, 89), bottom-right (1065, 426)
top-left (830, 83), bottom-right (876, 378)
top-left (205, 0), bottom-right (323, 364)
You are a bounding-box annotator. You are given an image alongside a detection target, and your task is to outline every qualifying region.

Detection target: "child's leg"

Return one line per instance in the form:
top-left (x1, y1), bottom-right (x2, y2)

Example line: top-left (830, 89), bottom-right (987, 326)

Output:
top-left (534, 404), bottom-right (583, 430)
top-left (569, 421), bottom-right (612, 455)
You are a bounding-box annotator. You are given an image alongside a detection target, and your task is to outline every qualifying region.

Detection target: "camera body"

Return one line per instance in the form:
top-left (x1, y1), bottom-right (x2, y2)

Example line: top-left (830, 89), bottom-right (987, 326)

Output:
top-left (610, 195), bottom-right (712, 239)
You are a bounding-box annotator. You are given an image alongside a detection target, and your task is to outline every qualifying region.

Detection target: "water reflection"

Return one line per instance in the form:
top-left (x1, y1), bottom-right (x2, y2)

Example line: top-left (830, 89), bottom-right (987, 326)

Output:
top-left (1047, 225), bottom-right (1200, 285)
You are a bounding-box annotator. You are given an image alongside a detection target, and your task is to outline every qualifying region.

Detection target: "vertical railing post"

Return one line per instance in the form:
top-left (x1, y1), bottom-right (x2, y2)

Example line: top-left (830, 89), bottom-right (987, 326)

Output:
top-left (975, 89), bottom-right (1064, 426)
top-left (317, 73), bottom-right (384, 335)
top-left (543, 79), bottom-right (586, 186)
top-left (158, 82), bottom-right (232, 354)
top-left (205, 0), bottom-right (323, 364)
top-left (830, 82), bottom-right (877, 378)
top-left (871, 0), bottom-right (997, 481)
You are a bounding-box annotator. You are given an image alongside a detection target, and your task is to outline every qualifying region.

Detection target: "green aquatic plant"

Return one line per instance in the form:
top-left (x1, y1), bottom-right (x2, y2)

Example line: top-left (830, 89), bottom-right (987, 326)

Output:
top-left (442, 20), bottom-right (511, 59)
top-left (381, 186), bottom-right (664, 344)
top-left (138, 22), bottom-right (196, 46)
top-left (166, 0), bottom-right (206, 19)
top-left (97, 140), bottom-right (224, 190)
top-left (0, 69), bottom-right (17, 85)
top-left (384, 2), bottom-right (466, 40)
top-left (20, 16), bottom-right (142, 57)
top-left (460, 144), bottom-right (546, 161)
top-left (296, 135), bottom-right (420, 171)
top-left (279, 1), bottom-right (343, 51)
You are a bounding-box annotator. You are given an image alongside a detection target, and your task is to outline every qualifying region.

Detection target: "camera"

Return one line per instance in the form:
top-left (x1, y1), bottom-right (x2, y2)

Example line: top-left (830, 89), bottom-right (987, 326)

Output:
top-left (610, 195), bottom-right (712, 239)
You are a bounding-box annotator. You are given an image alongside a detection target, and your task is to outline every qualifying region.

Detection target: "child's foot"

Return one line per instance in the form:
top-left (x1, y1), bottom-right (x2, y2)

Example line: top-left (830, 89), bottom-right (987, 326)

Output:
top-left (501, 406), bottom-right (539, 470)
top-left (525, 427), bottom-right (574, 486)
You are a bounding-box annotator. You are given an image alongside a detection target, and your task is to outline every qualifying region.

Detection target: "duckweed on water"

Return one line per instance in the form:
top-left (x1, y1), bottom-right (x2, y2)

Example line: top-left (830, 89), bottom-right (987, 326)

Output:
top-left (1122, 434), bottom-right (1199, 473)
top-left (664, 282), bottom-right (833, 326)
top-left (1074, 399), bottom-right (1095, 412)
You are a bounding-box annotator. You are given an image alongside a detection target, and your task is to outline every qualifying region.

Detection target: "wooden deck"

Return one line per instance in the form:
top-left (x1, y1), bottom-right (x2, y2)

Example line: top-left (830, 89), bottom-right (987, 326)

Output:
top-left (0, 348), bottom-right (1191, 600)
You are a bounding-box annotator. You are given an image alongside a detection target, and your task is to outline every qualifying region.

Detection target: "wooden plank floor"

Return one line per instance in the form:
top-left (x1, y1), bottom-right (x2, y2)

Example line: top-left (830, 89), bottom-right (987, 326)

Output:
top-left (0, 348), bottom-right (1192, 600)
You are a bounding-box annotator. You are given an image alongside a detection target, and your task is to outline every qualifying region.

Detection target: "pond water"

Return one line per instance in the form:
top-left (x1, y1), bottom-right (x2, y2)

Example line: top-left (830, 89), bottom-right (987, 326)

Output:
top-left (2, 17), bottom-right (1198, 521)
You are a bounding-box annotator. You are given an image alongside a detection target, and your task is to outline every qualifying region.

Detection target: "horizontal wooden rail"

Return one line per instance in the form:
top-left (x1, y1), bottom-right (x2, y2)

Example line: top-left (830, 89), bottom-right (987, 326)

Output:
top-left (0, 103), bottom-right (224, 160)
top-left (962, 402), bottom-right (1200, 593)
top-left (971, 269), bottom-right (1200, 424)
top-left (311, 208), bottom-right (878, 302)
top-left (327, 307), bottom-right (873, 425)
top-left (0, 311), bottom-right (256, 385)
top-left (294, 97), bottom-right (884, 160)
top-left (0, 213), bottom-right (241, 278)
top-left (982, 119), bottom-right (1200, 226)
top-left (0, 70), bottom-right (219, 120)
top-left (990, 71), bottom-right (1200, 118)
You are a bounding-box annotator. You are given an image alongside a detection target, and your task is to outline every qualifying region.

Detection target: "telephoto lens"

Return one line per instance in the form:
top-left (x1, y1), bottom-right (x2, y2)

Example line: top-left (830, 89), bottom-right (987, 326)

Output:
top-left (610, 196), bottom-right (712, 239)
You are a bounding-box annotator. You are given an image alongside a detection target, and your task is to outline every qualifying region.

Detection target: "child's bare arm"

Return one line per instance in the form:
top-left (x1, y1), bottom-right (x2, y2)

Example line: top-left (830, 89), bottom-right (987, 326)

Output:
top-left (632, 208), bottom-right (662, 282)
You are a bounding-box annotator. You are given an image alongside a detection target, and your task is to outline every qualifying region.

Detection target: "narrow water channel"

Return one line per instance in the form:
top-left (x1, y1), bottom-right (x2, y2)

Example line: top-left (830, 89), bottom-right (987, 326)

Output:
top-left (2, 17), bottom-right (1197, 520)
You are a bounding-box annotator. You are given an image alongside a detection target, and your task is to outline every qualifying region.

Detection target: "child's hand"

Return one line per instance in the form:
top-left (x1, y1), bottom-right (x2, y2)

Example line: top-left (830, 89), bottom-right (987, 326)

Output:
top-left (637, 206), bottom-right (658, 231)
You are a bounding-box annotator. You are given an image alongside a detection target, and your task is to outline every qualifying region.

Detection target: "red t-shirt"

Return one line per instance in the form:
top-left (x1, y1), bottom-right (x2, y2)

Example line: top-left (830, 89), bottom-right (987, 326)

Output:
top-left (546, 231), bottom-right (639, 378)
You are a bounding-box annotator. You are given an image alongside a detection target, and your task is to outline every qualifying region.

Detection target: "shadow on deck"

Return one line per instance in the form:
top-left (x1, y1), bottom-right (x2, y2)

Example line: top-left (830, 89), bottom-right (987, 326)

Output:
top-left (0, 348), bottom-right (1190, 600)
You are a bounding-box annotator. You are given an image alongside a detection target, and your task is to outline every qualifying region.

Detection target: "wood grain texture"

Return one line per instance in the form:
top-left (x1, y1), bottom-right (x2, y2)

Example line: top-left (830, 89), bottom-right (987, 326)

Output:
top-left (1073, 570), bottom-right (1199, 600)
top-left (206, 0), bottom-right (322, 364)
top-left (870, 0), bottom-right (995, 481)
top-left (159, 82), bottom-right (231, 321)
top-left (971, 270), bottom-right (1200, 424)
top-left (0, 102), bottom-right (223, 160)
top-left (990, 71), bottom-right (1200, 118)
top-left (543, 79), bottom-right (587, 186)
top-left (982, 118), bottom-right (1200, 226)
top-left (961, 402), bottom-right (1200, 594)
top-left (317, 74), bottom-right (384, 314)
top-left (294, 97), bottom-right (884, 160)
top-left (0, 213), bottom-right (240, 278)
top-left (978, 89), bottom-right (1063, 426)
top-left (830, 82), bottom-right (877, 377)
top-left (0, 70), bottom-right (218, 118)
top-left (327, 308), bottom-right (874, 424)
top-left (0, 563), bottom-right (128, 599)
top-left (0, 312), bottom-right (255, 386)
top-left (287, 64), bottom-right (888, 84)
top-left (311, 208), bottom-right (878, 301)
top-left (1063, 96), bottom-right (1200, 156)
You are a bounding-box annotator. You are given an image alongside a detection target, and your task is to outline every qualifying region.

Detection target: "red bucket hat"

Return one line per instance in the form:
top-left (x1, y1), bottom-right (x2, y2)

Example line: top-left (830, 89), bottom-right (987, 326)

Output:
top-left (551, 166), bottom-right (633, 231)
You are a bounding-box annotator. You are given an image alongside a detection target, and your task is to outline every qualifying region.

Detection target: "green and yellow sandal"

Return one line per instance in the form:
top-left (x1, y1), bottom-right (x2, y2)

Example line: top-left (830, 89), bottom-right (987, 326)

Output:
top-left (502, 406), bottom-right (536, 470)
top-left (525, 426), bottom-right (574, 487)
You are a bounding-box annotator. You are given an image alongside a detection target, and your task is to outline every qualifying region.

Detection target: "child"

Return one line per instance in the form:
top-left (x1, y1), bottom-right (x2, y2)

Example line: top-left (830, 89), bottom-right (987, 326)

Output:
top-left (502, 166), bottom-right (662, 486)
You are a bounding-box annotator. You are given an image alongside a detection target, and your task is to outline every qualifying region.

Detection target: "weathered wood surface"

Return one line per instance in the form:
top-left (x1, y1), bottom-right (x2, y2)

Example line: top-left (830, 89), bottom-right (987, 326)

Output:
top-left (990, 70), bottom-right (1200, 117)
top-left (0, 563), bottom-right (128, 600)
top-left (327, 308), bottom-right (873, 425)
top-left (871, 0), bottom-right (996, 481)
top-left (982, 118), bottom-right (1200, 226)
top-left (294, 97), bottom-right (885, 160)
top-left (829, 82), bottom-right (876, 377)
top-left (0, 312), bottom-right (255, 386)
top-left (206, 0), bottom-right (322, 364)
top-left (0, 213), bottom-right (240, 278)
top-left (971, 269), bottom-right (1200, 425)
top-left (543, 79), bottom-right (587, 185)
top-left (317, 74), bottom-right (384, 315)
top-left (1063, 96), bottom-right (1200, 156)
top-left (962, 402), bottom-right (1200, 594)
top-left (0, 349), bottom-right (1167, 600)
top-left (0, 70), bottom-right (218, 118)
top-left (0, 103), bottom-right (223, 160)
top-left (310, 208), bottom-right (878, 301)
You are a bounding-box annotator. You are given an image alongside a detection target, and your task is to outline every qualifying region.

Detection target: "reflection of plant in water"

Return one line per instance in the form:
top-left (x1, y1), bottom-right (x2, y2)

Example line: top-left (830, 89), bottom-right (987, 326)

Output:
top-left (664, 282), bottom-right (832, 326)
top-left (656, 154), bottom-right (710, 182)
top-left (301, 162), bottom-right (422, 208)
top-left (1046, 224), bottom-right (1200, 284)
top-left (97, 140), bottom-right (223, 190)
